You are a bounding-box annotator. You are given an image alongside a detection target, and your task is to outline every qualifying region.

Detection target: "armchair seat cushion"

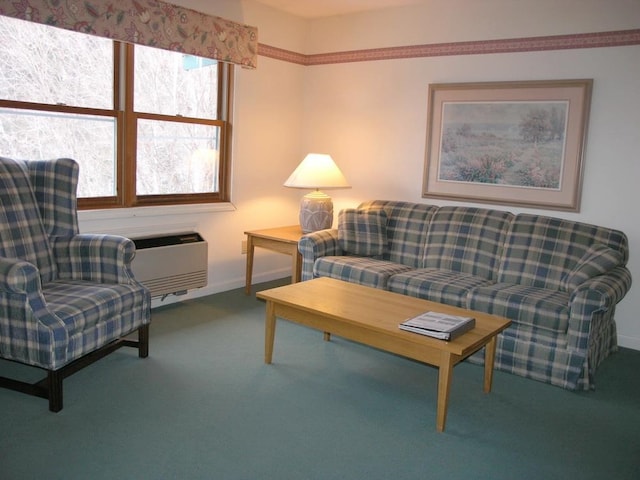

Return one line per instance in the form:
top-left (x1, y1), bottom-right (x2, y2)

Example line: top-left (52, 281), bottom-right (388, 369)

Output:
top-left (388, 269), bottom-right (494, 308)
top-left (314, 256), bottom-right (413, 289)
top-left (468, 283), bottom-right (570, 334)
top-left (44, 280), bottom-right (148, 337)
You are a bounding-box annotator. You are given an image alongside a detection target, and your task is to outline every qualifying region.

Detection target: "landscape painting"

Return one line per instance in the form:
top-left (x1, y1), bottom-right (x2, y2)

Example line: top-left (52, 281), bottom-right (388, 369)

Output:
top-left (439, 101), bottom-right (567, 189)
top-left (423, 80), bottom-right (592, 211)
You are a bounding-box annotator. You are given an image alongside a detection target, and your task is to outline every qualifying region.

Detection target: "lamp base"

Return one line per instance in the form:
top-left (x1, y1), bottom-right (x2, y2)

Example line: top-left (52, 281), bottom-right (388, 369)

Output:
top-left (299, 191), bottom-right (333, 233)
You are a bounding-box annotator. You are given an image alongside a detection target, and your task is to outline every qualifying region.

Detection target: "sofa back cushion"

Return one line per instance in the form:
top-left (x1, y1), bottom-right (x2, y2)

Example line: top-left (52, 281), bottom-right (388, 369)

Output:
top-left (337, 208), bottom-right (388, 256)
top-left (358, 201), bottom-right (437, 268)
top-left (422, 206), bottom-right (514, 280)
top-left (498, 214), bottom-right (629, 291)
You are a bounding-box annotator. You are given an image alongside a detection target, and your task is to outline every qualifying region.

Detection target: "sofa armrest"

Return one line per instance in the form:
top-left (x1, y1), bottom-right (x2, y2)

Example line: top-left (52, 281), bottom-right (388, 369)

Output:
top-left (567, 266), bottom-right (632, 352)
top-left (52, 234), bottom-right (139, 284)
top-left (298, 229), bottom-right (343, 281)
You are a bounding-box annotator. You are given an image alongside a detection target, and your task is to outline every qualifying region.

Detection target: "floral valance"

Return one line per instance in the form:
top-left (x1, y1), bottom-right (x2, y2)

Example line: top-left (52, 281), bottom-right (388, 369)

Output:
top-left (0, 0), bottom-right (258, 68)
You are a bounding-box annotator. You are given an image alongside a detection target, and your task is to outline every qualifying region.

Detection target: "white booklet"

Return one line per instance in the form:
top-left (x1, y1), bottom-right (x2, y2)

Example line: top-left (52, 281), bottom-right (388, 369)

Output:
top-left (399, 311), bottom-right (476, 341)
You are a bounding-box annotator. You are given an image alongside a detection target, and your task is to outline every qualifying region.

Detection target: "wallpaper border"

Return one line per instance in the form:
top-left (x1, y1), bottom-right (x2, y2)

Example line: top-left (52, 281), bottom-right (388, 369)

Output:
top-left (258, 29), bottom-right (640, 66)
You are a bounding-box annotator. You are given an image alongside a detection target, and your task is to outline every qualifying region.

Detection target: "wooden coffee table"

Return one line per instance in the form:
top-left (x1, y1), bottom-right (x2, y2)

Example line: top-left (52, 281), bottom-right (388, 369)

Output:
top-left (256, 277), bottom-right (511, 432)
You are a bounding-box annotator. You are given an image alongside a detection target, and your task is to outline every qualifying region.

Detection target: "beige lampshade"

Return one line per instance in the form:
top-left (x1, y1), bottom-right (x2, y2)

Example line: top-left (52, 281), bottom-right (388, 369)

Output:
top-left (284, 153), bottom-right (350, 233)
top-left (284, 153), bottom-right (350, 189)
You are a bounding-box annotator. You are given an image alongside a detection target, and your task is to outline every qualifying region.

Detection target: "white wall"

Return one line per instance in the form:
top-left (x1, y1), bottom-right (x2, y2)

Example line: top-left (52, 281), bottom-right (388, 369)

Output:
top-left (305, 0), bottom-right (640, 51)
top-left (79, 0), bottom-right (640, 350)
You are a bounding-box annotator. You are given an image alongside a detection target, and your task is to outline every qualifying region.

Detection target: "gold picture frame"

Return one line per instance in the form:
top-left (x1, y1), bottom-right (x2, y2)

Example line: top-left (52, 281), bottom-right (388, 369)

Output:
top-left (423, 79), bottom-right (592, 211)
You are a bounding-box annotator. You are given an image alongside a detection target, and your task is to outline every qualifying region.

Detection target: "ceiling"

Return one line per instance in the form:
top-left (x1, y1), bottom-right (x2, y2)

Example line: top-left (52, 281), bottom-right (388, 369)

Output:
top-left (253, 0), bottom-right (425, 18)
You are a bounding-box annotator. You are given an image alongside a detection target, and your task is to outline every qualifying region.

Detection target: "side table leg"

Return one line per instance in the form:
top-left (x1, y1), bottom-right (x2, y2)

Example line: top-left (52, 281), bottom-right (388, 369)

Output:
top-left (436, 351), bottom-right (454, 432)
top-left (292, 252), bottom-right (302, 283)
top-left (245, 236), bottom-right (255, 295)
top-left (264, 301), bottom-right (276, 364)
top-left (483, 336), bottom-right (497, 393)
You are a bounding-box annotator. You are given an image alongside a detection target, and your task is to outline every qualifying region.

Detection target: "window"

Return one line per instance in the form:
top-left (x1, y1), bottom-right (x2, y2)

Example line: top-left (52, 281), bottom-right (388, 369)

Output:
top-left (0, 15), bottom-right (232, 209)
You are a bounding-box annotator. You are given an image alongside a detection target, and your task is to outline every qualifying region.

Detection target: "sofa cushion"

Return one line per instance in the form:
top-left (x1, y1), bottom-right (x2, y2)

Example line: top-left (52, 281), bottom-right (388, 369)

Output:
top-left (468, 283), bottom-right (570, 334)
top-left (314, 256), bottom-right (413, 289)
top-left (498, 214), bottom-right (629, 291)
top-left (338, 208), bottom-right (388, 256)
top-left (358, 201), bottom-right (437, 267)
top-left (561, 244), bottom-right (623, 291)
top-left (422, 206), bottom-right (513, 280)
top-left (388, 268), bottom-right (494, 308)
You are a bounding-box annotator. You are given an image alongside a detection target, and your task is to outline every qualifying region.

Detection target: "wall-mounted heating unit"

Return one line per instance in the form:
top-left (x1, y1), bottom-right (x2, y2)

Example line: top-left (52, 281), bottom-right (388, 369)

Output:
top-left (130, 232), bottom-right (208, 298)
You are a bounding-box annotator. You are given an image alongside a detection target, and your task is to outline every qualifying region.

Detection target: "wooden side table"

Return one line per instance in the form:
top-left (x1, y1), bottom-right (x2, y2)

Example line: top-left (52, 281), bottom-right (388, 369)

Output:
top-left (244, 225), bottom-right (304, 295)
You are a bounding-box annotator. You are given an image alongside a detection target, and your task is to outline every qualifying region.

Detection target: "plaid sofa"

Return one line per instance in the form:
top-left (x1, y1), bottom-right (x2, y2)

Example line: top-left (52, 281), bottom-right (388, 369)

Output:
top-left (0, 157), bottom-right (151, 410)
top-left (299, 200), bottom-right (632, 390)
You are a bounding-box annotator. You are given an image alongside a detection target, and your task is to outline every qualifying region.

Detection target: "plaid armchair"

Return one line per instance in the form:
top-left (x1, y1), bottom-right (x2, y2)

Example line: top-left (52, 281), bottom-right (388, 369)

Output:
top-left (0, 157), bottom-right (151, 411)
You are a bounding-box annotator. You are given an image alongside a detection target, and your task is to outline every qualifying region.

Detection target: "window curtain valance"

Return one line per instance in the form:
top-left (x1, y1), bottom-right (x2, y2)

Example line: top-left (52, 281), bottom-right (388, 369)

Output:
top-left (0, 0), bottom-right (258, 68)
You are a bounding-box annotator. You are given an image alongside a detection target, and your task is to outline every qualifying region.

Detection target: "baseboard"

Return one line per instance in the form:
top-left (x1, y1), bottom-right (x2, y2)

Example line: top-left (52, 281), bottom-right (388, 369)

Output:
top-left (617, 334), bottom-right (640, 351)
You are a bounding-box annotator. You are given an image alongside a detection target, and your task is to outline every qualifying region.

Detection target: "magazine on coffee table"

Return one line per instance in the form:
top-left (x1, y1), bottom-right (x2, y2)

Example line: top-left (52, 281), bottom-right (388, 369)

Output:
top-left (399, 311), bottom-right (476, 341)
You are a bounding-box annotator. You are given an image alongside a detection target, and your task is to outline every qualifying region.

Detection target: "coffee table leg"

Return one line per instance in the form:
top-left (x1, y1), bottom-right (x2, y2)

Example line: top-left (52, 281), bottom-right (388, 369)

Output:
top-left (265, 301), bottom-right (276, 364)
top-left (483, 336), bottom-right (497, 393)
top-left (436, 351), bottom-right (454, 432)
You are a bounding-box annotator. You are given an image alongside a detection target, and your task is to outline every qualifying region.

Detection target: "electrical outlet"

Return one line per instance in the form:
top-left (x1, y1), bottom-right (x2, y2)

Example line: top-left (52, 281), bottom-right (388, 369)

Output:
top-left (241, 240), bottom-right (247, 254)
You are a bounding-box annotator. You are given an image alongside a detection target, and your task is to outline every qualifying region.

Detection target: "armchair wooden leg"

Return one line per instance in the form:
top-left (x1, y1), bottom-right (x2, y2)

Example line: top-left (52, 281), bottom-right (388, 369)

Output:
top-left (48, 370), bottom-right (63, 412)
top-left (138, 324), bottom-right (149, 358)
top-left (1, 325), bottom-right (149, 412)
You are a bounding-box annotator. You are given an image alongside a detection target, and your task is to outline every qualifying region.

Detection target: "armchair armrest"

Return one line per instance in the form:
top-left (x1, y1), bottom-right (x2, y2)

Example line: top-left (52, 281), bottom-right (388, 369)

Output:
top-left (0, 256), bottom-right (41, 294)
top-left (52, 234), bottom-right (139, 284)
top-left (298, 229), bottom-right (343, 281)
top-left (0, 256), bottom-right (68, 366)
top-left (567, 266), bottom-right (632, 352)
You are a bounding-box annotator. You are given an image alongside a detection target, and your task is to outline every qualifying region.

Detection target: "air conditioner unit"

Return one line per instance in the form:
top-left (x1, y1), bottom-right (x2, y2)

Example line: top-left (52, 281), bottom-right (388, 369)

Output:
top-left (130, 232), bottom-right (208, 298)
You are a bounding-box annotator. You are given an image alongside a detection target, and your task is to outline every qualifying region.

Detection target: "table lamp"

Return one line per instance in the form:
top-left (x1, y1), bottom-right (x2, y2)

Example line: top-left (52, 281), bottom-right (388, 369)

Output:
top-left (284, 153), bottom-right (351, 233)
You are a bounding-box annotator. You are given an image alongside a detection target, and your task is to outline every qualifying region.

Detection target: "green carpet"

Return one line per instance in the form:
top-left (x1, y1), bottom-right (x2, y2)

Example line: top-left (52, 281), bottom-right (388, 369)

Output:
top-left (1, 278), bottom-right (639, 480)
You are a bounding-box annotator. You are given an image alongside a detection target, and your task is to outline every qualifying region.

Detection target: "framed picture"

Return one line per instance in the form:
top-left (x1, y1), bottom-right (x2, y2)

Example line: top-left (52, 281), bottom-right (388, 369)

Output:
top-left (423, 79), bottom-right (592, 211)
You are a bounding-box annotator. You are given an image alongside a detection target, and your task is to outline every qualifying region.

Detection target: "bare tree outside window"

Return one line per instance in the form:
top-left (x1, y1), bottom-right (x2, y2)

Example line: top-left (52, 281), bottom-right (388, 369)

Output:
top-left (0, 15), bottom-right (230, 207)
top-left (0, 15), bottom-right (115, 197)
top-left (133, 44), bottom-right (221, 195)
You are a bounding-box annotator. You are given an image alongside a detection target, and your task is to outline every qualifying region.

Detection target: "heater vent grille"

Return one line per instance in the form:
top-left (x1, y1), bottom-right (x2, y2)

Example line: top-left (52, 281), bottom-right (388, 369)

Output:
top-left (130, 232), bottom-right (208, 298)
